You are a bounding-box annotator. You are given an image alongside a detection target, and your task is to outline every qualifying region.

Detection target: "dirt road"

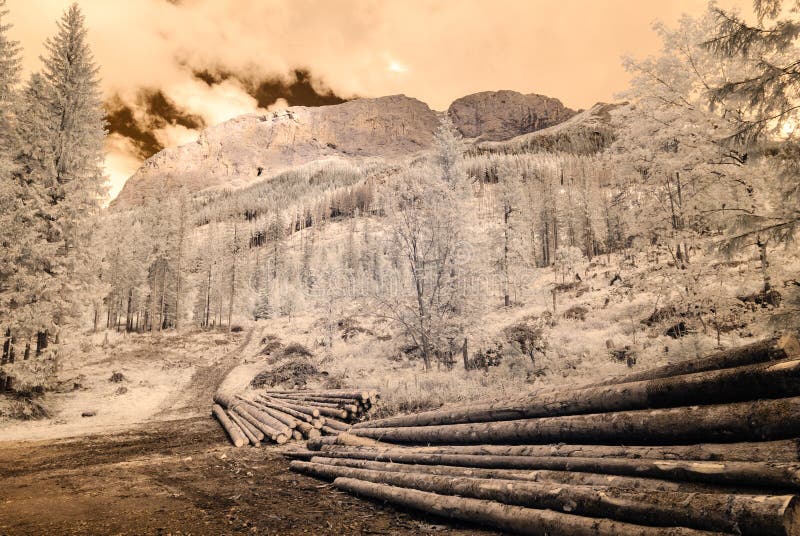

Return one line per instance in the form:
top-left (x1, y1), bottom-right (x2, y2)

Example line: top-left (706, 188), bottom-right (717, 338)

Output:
top-left (0, 416), bottom-right (503, 535)
top-left (0, 327), bottom-right (503, 535)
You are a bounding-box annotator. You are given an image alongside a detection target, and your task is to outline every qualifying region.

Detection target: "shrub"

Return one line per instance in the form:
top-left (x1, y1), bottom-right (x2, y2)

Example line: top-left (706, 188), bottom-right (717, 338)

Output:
top-left (564, 305), bottom-right (588, 321)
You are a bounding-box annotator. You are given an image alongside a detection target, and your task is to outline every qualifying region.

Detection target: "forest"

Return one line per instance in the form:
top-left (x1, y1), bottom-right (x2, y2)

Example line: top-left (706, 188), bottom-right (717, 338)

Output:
top-left (0, 0), bottom-right (798, 401)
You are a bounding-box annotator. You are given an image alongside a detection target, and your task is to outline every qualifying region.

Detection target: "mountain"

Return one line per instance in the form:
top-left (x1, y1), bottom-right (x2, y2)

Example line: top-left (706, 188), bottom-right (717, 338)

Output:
top-left (448, 90), bottom-right (576, 141)
top-left (112, 91), bottom-right (581, 208)
top-left (476, 102), bottom-right (621, 156)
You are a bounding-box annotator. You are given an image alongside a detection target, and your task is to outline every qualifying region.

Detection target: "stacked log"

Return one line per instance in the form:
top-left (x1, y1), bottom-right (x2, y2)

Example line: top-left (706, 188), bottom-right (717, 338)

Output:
top-left (212, 388), bottom-right (378, 447)
top-left (288, 334), bottom-right (800, 535)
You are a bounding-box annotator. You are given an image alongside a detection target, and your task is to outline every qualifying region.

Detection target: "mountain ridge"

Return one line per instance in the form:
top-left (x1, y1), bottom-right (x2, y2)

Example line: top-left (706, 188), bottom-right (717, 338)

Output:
top-left (112, 90), bottom-right (580, 208)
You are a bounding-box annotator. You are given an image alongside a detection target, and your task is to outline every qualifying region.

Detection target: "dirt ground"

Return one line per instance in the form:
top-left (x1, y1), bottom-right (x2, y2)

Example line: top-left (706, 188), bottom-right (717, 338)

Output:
top-left (0, 326), bottom-right (503, 536)
top-left (0, 416), bottom-right (503, 536)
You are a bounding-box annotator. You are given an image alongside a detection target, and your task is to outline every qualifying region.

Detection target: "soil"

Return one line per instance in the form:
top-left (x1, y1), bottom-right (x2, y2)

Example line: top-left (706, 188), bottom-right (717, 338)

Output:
top-left (0, 326), bottom-right (503, 535)
top-left (0, 417), bottom-right (502, 536)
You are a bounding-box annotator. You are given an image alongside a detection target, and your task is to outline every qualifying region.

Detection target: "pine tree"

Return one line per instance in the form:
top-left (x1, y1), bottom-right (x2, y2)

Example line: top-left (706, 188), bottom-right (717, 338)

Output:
top-left (14, 3), bottom-right (106, 342)
top-left (433, 115), bottom-right (467, 187)
top-left (0, 0), bottom-right (22, 342)
top-left (253, 283), bottom-right (272, 320)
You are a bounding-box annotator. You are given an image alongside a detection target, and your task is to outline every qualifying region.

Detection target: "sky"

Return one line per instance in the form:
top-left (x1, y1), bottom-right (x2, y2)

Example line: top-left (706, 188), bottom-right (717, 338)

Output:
top-left (6, 0), bottom-right (750, 199)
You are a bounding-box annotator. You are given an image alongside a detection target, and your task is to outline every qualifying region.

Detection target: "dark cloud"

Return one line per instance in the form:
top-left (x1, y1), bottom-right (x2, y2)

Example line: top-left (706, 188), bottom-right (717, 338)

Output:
top-left (138, 89), bottom-right (204, 131)
top-left (107, 69), bottom-right (348, 162)
top-left (193, 68), bottom-right (350, 108)
top-left (105, 95), bottom-right (163, 160)
top-left (105, 90), bottom-right (205, 159)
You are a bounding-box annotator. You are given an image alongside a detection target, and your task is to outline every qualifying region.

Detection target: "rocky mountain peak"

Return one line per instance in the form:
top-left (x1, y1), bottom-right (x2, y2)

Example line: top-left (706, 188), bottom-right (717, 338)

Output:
top-left (448, 90), bottom-right (577, 141)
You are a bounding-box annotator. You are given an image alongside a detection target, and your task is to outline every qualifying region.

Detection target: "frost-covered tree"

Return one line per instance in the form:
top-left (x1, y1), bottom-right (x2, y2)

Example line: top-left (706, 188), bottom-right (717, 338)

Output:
top-left (704, 0), bottom-right (800, 262)
top-left (496, 160), bottom-right (525, 306)
top-left (612, 13), bottom-right (755, 268)
top-left (434, 115), bottom-right (467, 187)
top-left (0, 0), bottom-right (23, 348)
top-left (378, 162), bottom-right (469, 370)
top-left (705, 0), bottom-right (800, 142)
top-left (13, 3), bottom-right (106, 344)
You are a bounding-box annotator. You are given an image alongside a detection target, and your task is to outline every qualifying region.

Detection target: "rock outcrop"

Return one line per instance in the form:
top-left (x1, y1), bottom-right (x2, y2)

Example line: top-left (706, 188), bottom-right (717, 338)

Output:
top-left (448, 90), bottom-right (577, 141)
top-left (112, 95), bottom-right (440, 208)
top-left (112, 91), bottom-right (580, 208)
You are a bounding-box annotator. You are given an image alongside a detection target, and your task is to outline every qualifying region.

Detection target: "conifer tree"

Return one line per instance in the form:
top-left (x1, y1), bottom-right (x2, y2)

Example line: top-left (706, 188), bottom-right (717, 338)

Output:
top-left (15, 3), bottom-right (106, 343)
top-left (0, 0), bottom-right (22, 343)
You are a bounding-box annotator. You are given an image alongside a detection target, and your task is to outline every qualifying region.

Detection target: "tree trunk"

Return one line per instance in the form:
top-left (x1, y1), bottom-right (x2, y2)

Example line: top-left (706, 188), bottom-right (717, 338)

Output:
top-left (259, 396), bottom-right (320, 418)
top-left (227, 410), bottom-right (262, 446)
top-left (255, 397), bottom-right (314, 423)
top-left (320, 438), bottom-right (800, 463)
top-left (266, 390), bottom-right (371, 402)
top-left (228, 225), bottom-right (238, 333)
top-left (308, 449), bottom-right (800, 490)
top-left (293, 462), bottom-right (799, 536)
top-left (353, 357), bottom-right (800, 429)
top-left (321, 418), bottom-right (351, 432)
top-left (593, 334), bottom-right (798, 387)
top-left (350, 396), bottom-right (800, 447)
top-left (462, 338), bottom-right (469, 371)
top-left (285, 455), bottom-right (762, 494)
top-left (232, 399), bottom-right (293, 433)
top-left (230, 408), bottom-right (265, 442)
top-left (269, 396), bottom-right (348, 419)
top-left (237, 396), bottom-right (297, 428)
top-left (211, 404), bottom-right (247, 447)
top-left (758, 235), bottom-right (772, 292)
top-left (35, 330), bottom-right (48, 357)
top-left (230, 406), bottom-right (289, 444)
top-left (204, 266), bottom-right (212, 328)
top-left (504, 203), bottom-right (511, 307)
top-left (331, 477), bottom-right (719, 536)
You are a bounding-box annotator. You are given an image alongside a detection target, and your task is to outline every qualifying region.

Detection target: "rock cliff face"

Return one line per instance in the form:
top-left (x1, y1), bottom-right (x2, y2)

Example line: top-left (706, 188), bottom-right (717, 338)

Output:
top-left (113, 95), bottom-right (440, 208)
top-left (112, 91), bottom-right (579, 208)
top-left (448, 90), bottom-right (577, 141)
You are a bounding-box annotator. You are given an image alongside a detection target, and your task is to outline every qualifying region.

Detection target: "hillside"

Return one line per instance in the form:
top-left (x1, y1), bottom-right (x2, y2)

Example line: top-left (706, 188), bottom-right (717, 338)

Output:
top-left (112, 90), bottom-right (578, 208)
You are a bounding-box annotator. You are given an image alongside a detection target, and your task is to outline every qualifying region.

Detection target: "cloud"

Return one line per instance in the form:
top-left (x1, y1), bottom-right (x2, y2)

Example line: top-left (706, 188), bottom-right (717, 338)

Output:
top-left (7, 0), bottom-right (753, 199)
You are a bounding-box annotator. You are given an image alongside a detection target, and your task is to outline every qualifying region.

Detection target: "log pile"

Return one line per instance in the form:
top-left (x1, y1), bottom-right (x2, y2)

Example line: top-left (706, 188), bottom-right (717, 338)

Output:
top-left (211, 388), bottom-right (379, 447)
top-left (288, 334), bottom-right (800, 535)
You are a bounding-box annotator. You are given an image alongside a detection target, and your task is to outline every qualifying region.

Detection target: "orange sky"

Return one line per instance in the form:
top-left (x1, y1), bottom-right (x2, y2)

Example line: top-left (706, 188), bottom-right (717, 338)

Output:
top-left (6, 0), bottom-right (751, 198)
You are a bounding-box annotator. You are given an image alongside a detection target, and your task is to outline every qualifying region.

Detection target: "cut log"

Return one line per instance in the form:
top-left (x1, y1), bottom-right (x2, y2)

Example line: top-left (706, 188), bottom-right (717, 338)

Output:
top-left (293, 462), bottom-right (799, 535)
top-left (256, 397), bottom-right (313, 423)
top-left (270, 397), bottom-right (348, 419)
top-left (322, 418), bottom-right (351, 432)
top-left (213, 392), bottom-right (235, 409)
top-left (261, 398), bottom-right (320, 418)
top-left (265, 389), bottom-right (370, 402)
top-left (320, 438), bottom-right (800, 463)
top-left (306, 456), bottom-right (741, 494)
top-left (212, 404), bottom-right (247, 447)
top-left (295, 421), bottom-right (319, 437)
top-left (350, 396), bottom-right (800, 446)
top-left (354, 358), bottom-right (800, 429)
top-left (308, 449), bottom-right (800, 490)
top-left (292, 430), bottom-right (303, 441)
top-left (239, 397), bottom-right (298, 428)
top-left (321, 425), bottom-right (342, 436)
top-left (271, 394), bottom-right (364, 405)
top-left (283, 449), bottom-right (317, 461)
top-left (228, 411), bottom-right (265, 442)
top-left (310, 418), bottom-right (325, 429)
top-left (594, 334), bottom-right (799, 387)
top-left (332, 477), bottom-right (724, 536)
top-left (233, 402), bottom-right (292, 435)
top-left (307, 433), bottom-right (385, 451)
top-left (227, 409), bottom-right (263, 445)
top-left (232, 406), bottom-right (288, 442)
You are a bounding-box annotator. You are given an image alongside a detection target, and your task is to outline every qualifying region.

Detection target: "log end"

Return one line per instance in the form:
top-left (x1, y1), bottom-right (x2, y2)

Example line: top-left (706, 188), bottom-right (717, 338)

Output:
top-left (779, 334), bottom-right (800, 359)
top-left (784, 496), bottom-right (800, 536)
